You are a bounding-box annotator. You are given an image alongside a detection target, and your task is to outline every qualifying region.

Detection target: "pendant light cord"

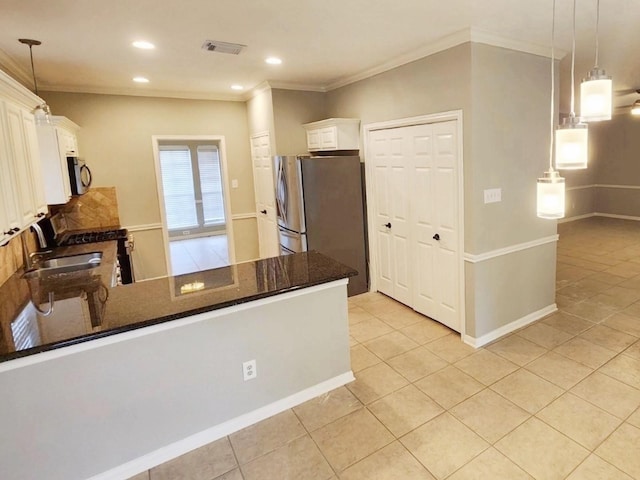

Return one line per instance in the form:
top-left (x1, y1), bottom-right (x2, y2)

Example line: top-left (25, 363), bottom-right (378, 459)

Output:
top-left (595, 0), bottom-right (600, 67)
top-left (27, 44), bottom-right (39, 96)
top-left (570, 0), bottom-right (576, 116)
top-left (549, 0), bottom-right (556, 170)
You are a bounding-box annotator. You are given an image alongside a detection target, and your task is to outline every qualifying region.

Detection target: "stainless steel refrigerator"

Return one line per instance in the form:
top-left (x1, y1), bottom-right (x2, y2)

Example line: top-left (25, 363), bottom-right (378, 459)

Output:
top-left (273, 155), bottom-right (368, 296)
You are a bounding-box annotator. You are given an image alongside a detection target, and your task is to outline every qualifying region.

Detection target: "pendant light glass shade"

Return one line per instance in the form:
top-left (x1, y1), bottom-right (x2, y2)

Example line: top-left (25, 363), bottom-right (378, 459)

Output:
top-left (556, 116), bottom-right (588, 169)
top-left (581, 68), bottom-right (612, 121)
top-left (537, 170), bottom-right (565, 219)
top-left (631, 100), bottom-right (640, 116)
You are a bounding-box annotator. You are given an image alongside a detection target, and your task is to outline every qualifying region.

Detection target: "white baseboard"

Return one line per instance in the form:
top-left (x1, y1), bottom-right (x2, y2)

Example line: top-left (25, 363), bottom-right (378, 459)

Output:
top-left (87, 371), bottom-right (355, 480)
top-left (560, 212), bottom-right (640, 224)
top-left (594, 212), bottom-right (640, 222)
top-left (463, 303), bottom-right (557, 348)
top-left (558, 213), bottom-right (595, 224)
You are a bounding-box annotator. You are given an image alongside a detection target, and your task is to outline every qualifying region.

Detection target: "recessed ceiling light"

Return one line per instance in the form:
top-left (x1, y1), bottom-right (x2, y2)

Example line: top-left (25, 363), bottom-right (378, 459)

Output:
top-left (265, 57), bottom-right (282, 65)
top-left (133, 76), bottom-right (149, 83)
top-left (231, 85), bottom-right (244, 91)
top-left (132, 40), bottom-right (155, 50)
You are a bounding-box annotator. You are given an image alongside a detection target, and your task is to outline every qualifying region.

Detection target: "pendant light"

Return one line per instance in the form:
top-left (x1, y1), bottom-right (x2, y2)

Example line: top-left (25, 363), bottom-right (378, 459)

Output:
top-left (538, 0), bottom-right (565, 220)
top-left (580, 0), bottom-right (612, 122)
top-left (18, 38), bottom-right (52, 125)
top-left (631, 91), bottom-right (640, 116)
top-left (555, 0), bottom-right (588, 170)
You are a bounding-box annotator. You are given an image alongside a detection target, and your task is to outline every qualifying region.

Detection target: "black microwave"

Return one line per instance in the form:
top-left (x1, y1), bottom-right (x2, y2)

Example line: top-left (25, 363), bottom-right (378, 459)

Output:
top-left (67, 157), bottom-right (92, 195)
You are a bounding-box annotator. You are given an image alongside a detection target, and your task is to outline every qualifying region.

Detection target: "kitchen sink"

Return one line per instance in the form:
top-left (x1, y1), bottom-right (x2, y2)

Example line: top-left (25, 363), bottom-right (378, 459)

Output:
top-left (23, 252), bottom-right (103, 279)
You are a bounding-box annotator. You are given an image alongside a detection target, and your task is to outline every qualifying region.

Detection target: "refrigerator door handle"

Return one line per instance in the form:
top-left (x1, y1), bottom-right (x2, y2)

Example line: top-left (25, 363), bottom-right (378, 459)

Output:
top-left (276, 159), bottom-right (288, 223)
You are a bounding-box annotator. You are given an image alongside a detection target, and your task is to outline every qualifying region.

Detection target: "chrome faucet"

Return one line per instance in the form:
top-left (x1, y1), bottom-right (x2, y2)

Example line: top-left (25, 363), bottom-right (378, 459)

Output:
top-left (30, 223), bottom-right (48, 249)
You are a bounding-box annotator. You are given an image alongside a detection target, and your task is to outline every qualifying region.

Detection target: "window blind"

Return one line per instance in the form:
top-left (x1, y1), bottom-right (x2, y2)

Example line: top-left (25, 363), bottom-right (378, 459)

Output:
top-left (159, 146), bottom-right (198, 230)
top-left (197, 146), bottom-right (225, 225)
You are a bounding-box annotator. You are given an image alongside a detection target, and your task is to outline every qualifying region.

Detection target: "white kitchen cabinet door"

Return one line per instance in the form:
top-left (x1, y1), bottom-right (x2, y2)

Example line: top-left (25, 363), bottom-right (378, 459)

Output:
top-left (369, 120), bottom-right (461, 332)
top-left (21, 110), bottom-right (47, 216)
top-left (4, 102), bottom-right (38, 226)
top-left (37, 125), bottom-right (73, 204)
top-left (0, 105), bottom-right (20, 245)
top-left (250, 132), bottom-right (279, 258)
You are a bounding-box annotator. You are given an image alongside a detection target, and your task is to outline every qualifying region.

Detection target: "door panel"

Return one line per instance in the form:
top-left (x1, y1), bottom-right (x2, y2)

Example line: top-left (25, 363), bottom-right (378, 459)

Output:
top-left (251, 133), bottom-right (279, 258)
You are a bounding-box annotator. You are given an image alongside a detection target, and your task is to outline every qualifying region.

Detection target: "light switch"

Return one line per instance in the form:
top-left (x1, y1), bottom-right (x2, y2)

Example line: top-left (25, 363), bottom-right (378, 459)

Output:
top-left (484, 188), bottom-right (502, 204)
top-left (231, 179), bottom-right (239, 189)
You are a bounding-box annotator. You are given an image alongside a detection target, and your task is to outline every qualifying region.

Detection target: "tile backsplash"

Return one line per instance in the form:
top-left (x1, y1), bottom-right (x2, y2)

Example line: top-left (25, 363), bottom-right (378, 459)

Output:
top-left (50, 187), bottom-right (121, 231)
top-left (0, 230), bottom-right (37, 287)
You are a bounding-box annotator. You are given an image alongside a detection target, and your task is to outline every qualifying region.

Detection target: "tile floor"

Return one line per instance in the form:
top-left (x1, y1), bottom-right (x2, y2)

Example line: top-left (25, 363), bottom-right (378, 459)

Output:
top-left (130, 217), bottom-right (640, 479)
top-left (169, 234), bottom-right (230, 275)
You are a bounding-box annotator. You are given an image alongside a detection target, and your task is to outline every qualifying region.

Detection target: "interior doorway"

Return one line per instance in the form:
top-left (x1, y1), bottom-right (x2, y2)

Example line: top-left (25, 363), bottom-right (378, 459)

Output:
top-left (152, 135), bottom-right (236, 277)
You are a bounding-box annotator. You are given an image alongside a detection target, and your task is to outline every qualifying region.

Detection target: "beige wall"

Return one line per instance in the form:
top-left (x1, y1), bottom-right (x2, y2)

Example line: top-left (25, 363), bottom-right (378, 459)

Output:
top-left (271, 89), bottom-right (328, 155)
top-left (42, 92), bottom-right (259, 279)
top-left (326, 43), bottom-right (557, 339)
top-left (562, 113), bottom-right (640, 220)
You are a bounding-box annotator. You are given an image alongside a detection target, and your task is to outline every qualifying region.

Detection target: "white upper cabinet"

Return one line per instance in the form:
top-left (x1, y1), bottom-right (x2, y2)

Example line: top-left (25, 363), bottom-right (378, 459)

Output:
top-left (37, 116), bottom-right (80, 205)
top-left (0, 106), bottom-right (20, 244)
top-left (0, 69), bottom-right (48, 246)
top-left (3, 102), bottom-right (46, 225)
top-left (303, 118), bottom-right (360, 152)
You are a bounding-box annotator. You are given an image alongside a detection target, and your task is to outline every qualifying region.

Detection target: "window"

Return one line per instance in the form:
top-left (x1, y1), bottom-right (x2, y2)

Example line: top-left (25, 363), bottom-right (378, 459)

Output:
top-left (159, 143), bottom-right (226, 237)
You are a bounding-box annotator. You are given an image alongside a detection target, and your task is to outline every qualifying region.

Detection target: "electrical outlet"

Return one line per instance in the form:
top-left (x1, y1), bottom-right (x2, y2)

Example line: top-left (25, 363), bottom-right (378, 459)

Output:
top-left (231, 179), bottom-right (239, 189)
top-left (483, 188), bottom-right (502, 204)
top-left (242, 359), bottom-right (257, 381)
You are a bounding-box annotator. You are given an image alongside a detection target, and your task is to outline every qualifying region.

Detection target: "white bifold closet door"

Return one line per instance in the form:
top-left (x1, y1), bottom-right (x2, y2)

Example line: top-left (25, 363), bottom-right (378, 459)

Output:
top-left (370, 120), bottom-right (460, 332)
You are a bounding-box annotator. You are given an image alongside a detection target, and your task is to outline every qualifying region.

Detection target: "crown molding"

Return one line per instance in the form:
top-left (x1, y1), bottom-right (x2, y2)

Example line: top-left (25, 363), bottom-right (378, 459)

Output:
top-left (0, 48), bottom-right (34, 90)
top-left (326, 28), bottom-right (472, 91)
top-left (38, 83), bottom-right (246, 102)
top-left (326, 27), bottom-right (568, 92)
top-left (267, 81), bottom-right (327, 93)
top-left (0, 68), bottom-right (42, 110)
top-left (470, 27), bottom-right (568, 60)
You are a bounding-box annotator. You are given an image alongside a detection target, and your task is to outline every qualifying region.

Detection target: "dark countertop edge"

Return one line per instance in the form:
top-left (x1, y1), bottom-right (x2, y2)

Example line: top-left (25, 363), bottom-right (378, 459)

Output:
top-left (0, 269), bottom-right (354, 364)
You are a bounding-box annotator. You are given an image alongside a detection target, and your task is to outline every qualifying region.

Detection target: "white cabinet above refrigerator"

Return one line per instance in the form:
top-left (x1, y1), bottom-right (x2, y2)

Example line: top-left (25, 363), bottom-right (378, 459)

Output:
top-left (303, 118), bottom-right (360, 152)
top-left (36, 116), bottom-right (80, 205)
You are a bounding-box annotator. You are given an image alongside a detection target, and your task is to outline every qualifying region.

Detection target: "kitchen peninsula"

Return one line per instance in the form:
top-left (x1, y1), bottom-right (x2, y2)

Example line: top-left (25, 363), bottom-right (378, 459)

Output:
top-left (0, 250), bottom-right (356, 480)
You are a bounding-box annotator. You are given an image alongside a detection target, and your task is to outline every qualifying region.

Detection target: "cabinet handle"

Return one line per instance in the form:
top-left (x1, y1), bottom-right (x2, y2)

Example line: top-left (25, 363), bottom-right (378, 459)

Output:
top-left (260, 209), bottom-right (267, 215)
top-left (3, 230), bottom-right (12, 236)
top-left (11, 228), bottom-right (20, 233)
top-left (433, 233), bottom-right (440, 241)
top-left (384, 222), bottom-right (392, 229)
top-left (34, 212), bottom-right (45, 218)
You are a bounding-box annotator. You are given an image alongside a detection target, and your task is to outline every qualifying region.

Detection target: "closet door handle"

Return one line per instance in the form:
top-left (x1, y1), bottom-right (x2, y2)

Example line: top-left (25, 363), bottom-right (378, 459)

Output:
top-left (433, 233), bottom-right (440, 241)
top-left (384, 222), bottom-right (391, 229)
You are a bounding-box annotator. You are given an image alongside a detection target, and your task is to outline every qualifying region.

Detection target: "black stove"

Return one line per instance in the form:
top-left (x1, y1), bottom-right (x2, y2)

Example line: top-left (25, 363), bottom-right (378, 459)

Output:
top-left (59, 228), bottom-right (128, 246)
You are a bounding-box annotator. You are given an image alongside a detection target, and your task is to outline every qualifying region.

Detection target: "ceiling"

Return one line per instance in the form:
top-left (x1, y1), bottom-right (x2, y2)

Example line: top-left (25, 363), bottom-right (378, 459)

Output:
top-left (1, 0), bottom-right (639, 111)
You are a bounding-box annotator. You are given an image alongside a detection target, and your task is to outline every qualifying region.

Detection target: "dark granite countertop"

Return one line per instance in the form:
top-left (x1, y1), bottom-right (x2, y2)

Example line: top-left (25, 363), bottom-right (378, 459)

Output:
top-left (0, 249), bottom-right (356, 363)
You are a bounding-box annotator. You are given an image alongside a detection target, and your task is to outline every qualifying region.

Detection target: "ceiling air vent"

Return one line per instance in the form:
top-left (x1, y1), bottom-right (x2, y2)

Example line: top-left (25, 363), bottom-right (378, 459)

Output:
top-left (201, 40), bottom-right (246, 55)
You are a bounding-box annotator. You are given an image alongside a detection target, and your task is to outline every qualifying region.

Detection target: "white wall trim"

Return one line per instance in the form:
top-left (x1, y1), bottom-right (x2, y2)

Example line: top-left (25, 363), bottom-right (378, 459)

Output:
top-left (463, 303), bottom-right (557, 348)
top-left (566, 184), bottom-right (640, 192)
top-left (0, 279), bottom-right (348, 373)
top-left (363, 110), bottom-right (465, 338)
top-left (560, 212), bottom-right (640, 224)
top-left (124, 223), bottom-right (163, 232)
top-left (231, 212), bottom-right (257, 221)
top-left (558, 213), bottom-right (595, 224)
top-left (326, 28), bottom-right (565, 92)
top-left (596, 184), bottom-right (640, 190)
top-left (566, 184), bottom-right (596, 191)
top-left (594, 212), bottom-right (640, 222)
top-left (463, 235), bottom-right (559, 263)
top-left (87, 370), bottom-right (354, 480)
